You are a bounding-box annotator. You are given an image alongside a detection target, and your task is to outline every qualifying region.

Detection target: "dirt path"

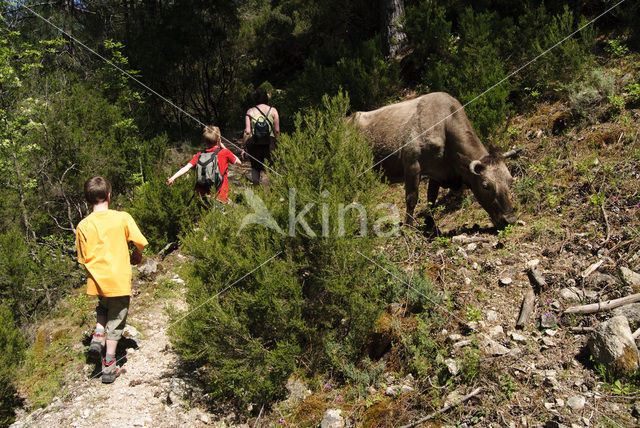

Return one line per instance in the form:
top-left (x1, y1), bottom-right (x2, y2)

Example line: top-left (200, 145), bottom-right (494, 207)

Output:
top-left (11, 282), bottom-right (230, 428)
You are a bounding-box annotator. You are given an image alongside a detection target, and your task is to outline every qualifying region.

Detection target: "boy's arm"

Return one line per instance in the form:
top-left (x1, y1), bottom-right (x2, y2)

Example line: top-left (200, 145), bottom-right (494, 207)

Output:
top-left (167, 162), bottom-right (193, 185)
top-left (130, 245), bottom-right (144, 265)
top-left (125, 213), bottom-right (148, 266)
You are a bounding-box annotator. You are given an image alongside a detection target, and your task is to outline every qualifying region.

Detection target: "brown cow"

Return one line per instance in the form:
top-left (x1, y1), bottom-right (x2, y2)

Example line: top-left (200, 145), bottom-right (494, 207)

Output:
top-left (351, 92), bottom-right (517, 228)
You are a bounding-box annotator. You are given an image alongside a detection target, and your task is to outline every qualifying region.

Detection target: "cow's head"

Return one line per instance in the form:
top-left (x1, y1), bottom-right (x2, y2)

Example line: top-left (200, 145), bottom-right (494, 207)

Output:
top-left (461, 151), bottom-right (517, 229)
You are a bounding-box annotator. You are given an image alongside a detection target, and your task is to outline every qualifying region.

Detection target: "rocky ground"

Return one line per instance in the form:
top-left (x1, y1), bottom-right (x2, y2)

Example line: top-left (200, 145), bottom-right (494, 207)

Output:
top-left (11, 252), bottom-right (244, 428)
top-left (10, 101), bottom-right (640, 427)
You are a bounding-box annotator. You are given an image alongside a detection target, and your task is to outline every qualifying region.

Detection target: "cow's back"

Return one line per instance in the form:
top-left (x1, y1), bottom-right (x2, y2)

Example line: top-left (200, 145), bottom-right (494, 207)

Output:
top-left (354, 93), bottom-right (463, 180)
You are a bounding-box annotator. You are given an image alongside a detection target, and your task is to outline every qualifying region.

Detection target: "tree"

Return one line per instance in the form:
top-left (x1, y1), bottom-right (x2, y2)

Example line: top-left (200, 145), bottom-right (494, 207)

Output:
top-left (380, 0), bottom-right (407, 58)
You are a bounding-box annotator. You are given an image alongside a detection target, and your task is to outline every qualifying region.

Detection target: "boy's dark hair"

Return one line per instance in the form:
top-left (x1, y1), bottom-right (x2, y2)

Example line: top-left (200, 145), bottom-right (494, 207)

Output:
top-left (254, 87), bottom-right (269, 105)
top-left (84, 176), bottom-right (111, 205)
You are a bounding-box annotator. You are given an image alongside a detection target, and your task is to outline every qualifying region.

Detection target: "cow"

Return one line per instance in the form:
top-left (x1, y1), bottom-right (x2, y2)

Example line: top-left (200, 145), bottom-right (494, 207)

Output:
top-left (350, 92), bottom-right (517, 229)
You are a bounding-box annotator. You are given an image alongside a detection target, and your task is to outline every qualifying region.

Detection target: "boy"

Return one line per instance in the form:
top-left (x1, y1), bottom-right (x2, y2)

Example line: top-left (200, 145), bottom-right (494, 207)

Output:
top-left (166, 125), bottom-right (241, 203)
top-left (76, 176), bottom-right (148, 383)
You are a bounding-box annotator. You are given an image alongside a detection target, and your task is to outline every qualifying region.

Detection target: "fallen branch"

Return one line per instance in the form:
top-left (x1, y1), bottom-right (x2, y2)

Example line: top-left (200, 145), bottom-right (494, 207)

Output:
top-left (563, 293), bottom-right (640, 315)
top-left (503, 148), bottom-right (521, 158)
top-left (401, 387), bottom-right (483, 428)
top-left (516, 286), bottom-right (535, 330)
top-left (527, 265), bottom-right (547, 293)
top-left (600, 203), bottom-right (610, 246)
top-left (570, 326), bottom-right (595, 334)
top-left (581, 260), bottom-right (603, 279)
top-left (451, 235), bottom-right (491, 245)
top-left (633, 328), bottom-right (640, 340)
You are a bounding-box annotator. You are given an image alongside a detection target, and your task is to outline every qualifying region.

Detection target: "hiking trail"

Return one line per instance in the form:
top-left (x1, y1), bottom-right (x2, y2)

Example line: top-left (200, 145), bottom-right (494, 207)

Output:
top-left (11, 252), bottom-right (243, 428)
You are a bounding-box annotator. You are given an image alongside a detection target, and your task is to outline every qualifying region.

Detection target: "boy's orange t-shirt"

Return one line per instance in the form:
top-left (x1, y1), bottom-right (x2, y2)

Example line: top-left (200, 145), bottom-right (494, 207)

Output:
top-left (76, 210), bottom-right (148, 297)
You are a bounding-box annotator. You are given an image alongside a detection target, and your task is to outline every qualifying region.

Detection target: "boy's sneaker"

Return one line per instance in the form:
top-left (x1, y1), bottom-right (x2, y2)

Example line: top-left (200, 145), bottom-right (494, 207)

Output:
top-left (87, 332), bottom-right (105, 363)
top-left (101, 358), bottom-right (120, 384)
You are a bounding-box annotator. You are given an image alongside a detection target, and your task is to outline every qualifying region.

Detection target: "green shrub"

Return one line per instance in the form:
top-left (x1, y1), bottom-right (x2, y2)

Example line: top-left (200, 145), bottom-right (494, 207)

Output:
top-left (566, 68), bottom-right (615, 119)
top-left (0, 227), bottom-right (80, 323)
top-left (406, 6), bottom-right (509, 138)
top-left (279, 38), bottom-right (401, 122)
top-left (605, 38), bottom-right (629, 58)
top-left (0, 304), bottom-right (26, 426)
top-left (171, 93), bottom-right (403, 408)
top-left (125, 174), bottom-right (199, 251)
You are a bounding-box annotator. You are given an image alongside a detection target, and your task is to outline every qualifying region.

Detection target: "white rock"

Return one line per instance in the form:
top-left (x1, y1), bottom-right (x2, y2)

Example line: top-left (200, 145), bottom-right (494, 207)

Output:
top-left (385, 385), bottom-right (401, 396)
top-left (481, 337), bottom-right (510, 356)
top-left (510, 332), bottom-right (527, 343)
top-left (587, 316), bottom-right (639, 376)
top-left (486, 310), bottom-right (499, 323)
top-left (320, 409), bottom-right (344, 428)
top-left (527, 259), bottom-right (540, 268)
top-left (567, 395), bottom-right (586, 410)
top-left (544, 329), bottom-right (557, 337)
top-left (499, 277), bottom-right (513, 287)
top-left (445, 358), bottom-right (459, 376)
top-left (489, 325), bottom-right (504, 337)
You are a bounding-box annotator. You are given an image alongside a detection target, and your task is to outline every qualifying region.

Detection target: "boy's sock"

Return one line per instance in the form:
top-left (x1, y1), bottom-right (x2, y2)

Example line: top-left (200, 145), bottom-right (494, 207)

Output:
top-left (105, 353), bottom-right (115, 363)
top-left (95, 326), bottom-right (105, 335)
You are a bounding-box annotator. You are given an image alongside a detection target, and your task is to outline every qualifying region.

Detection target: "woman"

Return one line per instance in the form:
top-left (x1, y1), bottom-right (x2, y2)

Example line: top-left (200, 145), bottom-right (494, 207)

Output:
top-left (242, 87), bottom-right (280, 188)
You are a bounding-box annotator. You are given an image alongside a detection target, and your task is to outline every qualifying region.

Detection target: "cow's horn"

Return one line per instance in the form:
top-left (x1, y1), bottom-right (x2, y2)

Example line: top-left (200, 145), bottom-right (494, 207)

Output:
top-left (469, 160), bottom-right (482, 175)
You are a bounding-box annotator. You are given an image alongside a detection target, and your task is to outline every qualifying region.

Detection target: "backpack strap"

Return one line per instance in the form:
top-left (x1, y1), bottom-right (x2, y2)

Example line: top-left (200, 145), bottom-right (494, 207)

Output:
top-left (212, 147), bottom-right (228, 176)
top-left (254, 105), bottom-right (273, 129)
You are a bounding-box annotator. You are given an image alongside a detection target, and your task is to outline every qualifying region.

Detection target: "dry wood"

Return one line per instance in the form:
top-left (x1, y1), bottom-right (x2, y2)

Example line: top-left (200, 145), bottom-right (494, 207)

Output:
top-left (570, 326), bottom-right (596, 334)
top-left (503, 148), bottom-right (521, 158)
top-left (400, 387), bottom-right (483, 428)
top-left (451, 235), bottom-right (491, 245)
top-left (563, 293), bottom-right (640, 315)
top-left (633, 328), bottom-right (640, 340)
top-left (581, 260), bottom-right (603, 279)
top-left (516, 286), bottom-right (536, 329)
top-left (527, 265), bottom-right (547, 292)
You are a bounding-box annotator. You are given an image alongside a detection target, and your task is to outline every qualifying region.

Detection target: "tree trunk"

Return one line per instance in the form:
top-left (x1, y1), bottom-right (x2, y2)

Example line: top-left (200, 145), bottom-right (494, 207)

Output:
top-left (3, 116), bottom-right (36, 240)
top-left (380, 0), bottom-right (407, 59)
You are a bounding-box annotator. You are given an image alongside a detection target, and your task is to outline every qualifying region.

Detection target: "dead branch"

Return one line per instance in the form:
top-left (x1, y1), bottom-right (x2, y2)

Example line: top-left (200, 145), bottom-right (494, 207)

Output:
top-left (503, 148), bottom-right (521, 158)
top-left (400, 387), bottom-right (483, 428)
top-left (527, 265), bottom-right (547, 293)
top-left (600, 204), bottom-right (610, 245)
top-left (633, 328), bottom-right (640, 340)
top-left (451, 235), bottom-right (491, 245)
top-left (570, 326), bottom-right (596, 334)
top-left (563, 293), bottom-right (640, 315)
top-left (581, 260), bottom-right (603, 279)
top-left (516, 286), bottom-right (536, 329)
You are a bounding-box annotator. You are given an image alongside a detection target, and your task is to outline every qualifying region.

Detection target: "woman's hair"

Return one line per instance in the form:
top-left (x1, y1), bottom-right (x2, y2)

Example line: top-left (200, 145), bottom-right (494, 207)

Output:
top-left (254, 87), bottom-right (269, 105)
top-left (84, 176), bottom-right (111, 205)
top-left (203, 125), bottom-right (221, 146)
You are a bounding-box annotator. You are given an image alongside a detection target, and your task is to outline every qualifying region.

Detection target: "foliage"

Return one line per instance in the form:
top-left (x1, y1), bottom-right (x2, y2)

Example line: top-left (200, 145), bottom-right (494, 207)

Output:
top-left (0, 304), bottom-right (26, 426)
top-left (0, 227), bottom-right (80, 324)
top-left (566, 68), bottom-right (615, 119)
top-left (604, 38), bottom-right (629, 58)
top-left (125, 174), bottom-right (198, 251)
top-left (171, 93), bottom-right (397, 408)
top-left (280, 38), bottom-right (401, 122)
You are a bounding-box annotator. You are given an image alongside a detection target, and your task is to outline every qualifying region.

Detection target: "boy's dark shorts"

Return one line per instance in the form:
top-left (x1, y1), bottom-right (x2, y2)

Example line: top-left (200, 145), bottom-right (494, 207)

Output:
top-left (96, 296), bottom-right (130, 341)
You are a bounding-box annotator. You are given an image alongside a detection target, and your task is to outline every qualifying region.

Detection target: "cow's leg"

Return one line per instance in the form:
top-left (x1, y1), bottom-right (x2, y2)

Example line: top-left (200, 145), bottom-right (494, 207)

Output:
top-left (424, 179), bottom-right (440, 230)
top-left (404, 162), bottom-right (421, 225)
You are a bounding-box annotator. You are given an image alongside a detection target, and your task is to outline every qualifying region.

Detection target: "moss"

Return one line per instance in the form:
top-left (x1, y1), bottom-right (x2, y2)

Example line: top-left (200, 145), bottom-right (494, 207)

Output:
top-left (292, 394), bottom-right (327, 427)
